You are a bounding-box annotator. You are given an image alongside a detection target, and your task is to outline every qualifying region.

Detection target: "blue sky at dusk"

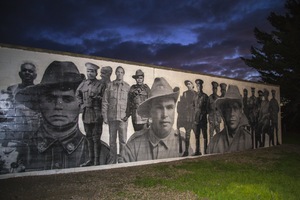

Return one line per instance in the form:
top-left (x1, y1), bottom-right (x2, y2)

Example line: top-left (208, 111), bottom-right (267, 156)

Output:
top-left (0, 0), bottom-right (286, 81)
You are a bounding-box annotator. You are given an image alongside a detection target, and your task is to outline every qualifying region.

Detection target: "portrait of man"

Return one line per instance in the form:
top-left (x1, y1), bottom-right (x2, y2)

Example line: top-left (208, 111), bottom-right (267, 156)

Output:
top-left (208, 85), bottom-right (252, 154)
top-left (76, 62), bottom-right (106, 166)
top-left (121, 77), bottom-right (187, 162)
top-left (256, 89), bottom-right (270, 147)
top-left (207, 81), bottom-right (222, 143)
top-left (269, 89), bottom-right (280, 145)
top-left (248, 87), bottom-right (258, 148)
top-left (220, 83), bottom-right (227, 97)
top-left (177, 80), bottom-right (196, 157)
top-left (193, 79), bottom-right (208, 155)
top-left (123, 69), bottom-right (151, 131)
top-left (102, 66), bottom-right (130, 164)
top-left (14, 61), bottom-right (112, 171)
top-left (7, 62), bottom-right (37, 98)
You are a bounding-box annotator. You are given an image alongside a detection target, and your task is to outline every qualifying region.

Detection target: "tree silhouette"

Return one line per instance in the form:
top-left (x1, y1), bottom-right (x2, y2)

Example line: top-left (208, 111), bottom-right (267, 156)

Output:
top-left (241, 0), bottom-right (300, 131)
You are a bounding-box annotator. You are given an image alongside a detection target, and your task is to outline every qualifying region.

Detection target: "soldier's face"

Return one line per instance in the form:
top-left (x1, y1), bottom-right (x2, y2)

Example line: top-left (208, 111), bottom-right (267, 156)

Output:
top-left (150, 97), bottom-right (175, 138)
top-left (243, 90), bottom-right (248, 97)
top-left (186, 82), bottom-right (193, 90)
top-left (136, 76), bottom-right (144, 85)
top-left (39, 89), bottom-right (79, 128)
top-left (196, 84), bottom-right (202, 92)
top-left (223, 101), bottom-right (242, 132)
top-left (19, 64), bottom-right (37, 82)
top-left (116, 67), bottom-right (124, 80)
top-left (101, 69), bottom-right (111, 80)
top-left (86, 69), bottom-right (97, 80)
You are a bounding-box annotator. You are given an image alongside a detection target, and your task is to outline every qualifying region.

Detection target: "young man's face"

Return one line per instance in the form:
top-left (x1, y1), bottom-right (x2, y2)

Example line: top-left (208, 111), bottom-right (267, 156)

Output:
top-left (39, 88), bottom-right (79, 129)
top-left (223, 101), bottom-right (242, 132)
top-left (86, 69), bottom-right (97, 80)
top-left (19, 64), bottom-right (37, 83)
top-left (186, 82), bottom-right (193, 90)
top-left (135, 76), bottom-right (144, 85)
top-left (100, 69), bottom-right (111, 80)
top-left (115, 67), bottom-right (124, 80)
top-left (150, 97), bottom-right (175, 138)
top-left (196, 84), bottom-right (202, 92)
top-left (243, 90), bottom-right (248, 97)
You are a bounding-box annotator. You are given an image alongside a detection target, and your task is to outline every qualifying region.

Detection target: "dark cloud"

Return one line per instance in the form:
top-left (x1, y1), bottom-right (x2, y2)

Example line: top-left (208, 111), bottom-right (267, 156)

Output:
top-left (0, 0), bottom-right (286, 81)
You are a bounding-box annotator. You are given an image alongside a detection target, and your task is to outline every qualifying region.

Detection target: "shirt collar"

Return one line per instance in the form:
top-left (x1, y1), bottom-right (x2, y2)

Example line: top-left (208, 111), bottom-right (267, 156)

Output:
top-left (35, 125), bottom-right (84, 155)
top-left (148, 127), bottom-right (176, 149)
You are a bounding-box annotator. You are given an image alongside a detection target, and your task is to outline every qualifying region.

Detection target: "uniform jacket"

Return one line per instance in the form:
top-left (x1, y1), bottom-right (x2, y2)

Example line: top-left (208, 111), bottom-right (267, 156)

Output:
top-left (76, 79), bottom-right (106, 123)
top-left (269, 98), bottom-right (279, 122)
top-left (19, 125), bottom-right (113, 171)
top-left (102, 80), bottom-right (130, 122)
top-left (126, 84), bottom-right (150, 124)
top-left (193, 91), bottom-right (209, 125)
top-left (121, 127), bottom-right (187, 162)
top-left (208, 124), bottom-right (252, 154)
top-left (208, 94), bottom-right (221, 124)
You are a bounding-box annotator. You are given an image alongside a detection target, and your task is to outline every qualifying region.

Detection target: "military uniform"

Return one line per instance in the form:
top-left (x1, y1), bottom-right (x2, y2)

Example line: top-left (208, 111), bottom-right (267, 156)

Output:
top-left (120, 127), bottom-right (186, 162)
top-left (193, 90), bottom-right (209, 155)
top-left (23, 126), bottom-right (113, 171)
top-left (125, 84), bottom-right (150, 131)
top-left (208, 126), bottom-right (252, 154)
top-left (208, 82), bottom-right (221, 142)
top-left (76, 78), bottom-right (106, 165)
top-left (269, 92), bottom-right (280, 145)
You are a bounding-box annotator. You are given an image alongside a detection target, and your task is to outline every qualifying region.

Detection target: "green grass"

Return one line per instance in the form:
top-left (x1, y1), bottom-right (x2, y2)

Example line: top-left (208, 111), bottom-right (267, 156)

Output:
top-left (133, 133), bottom-right (300, 199)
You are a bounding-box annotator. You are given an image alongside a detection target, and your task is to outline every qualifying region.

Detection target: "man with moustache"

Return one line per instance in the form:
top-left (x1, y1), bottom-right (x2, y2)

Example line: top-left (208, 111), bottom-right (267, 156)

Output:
top-left (121, 77), bottom-right (186, 162)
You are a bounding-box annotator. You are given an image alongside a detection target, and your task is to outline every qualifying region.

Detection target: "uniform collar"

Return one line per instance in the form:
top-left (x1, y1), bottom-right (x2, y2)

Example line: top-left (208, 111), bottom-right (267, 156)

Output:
top-left (148, 127), bottom-right (175, 149)
top-left (35, 125), bottom-right (84, 155)
top-left (113, 80), bottom-right (124, 85)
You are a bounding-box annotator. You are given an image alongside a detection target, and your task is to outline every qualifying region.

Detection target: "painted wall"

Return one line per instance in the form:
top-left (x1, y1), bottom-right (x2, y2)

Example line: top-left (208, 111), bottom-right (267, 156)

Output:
top-left (0, 45), bottom-right (281, 177)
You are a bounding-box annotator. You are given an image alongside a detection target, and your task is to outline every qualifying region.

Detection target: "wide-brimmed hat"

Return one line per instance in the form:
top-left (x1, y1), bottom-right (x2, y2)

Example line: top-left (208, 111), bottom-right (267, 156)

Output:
top-left (132, 69), bottom-right (144, 79)
top-left (15, 61), bottom-right (83, 110)
top-left (137, 77), bottom-right (179, 118)
top-left (216, 85), bottom-right (249, 126)
top-left (216, 85), bottom-right (242, 111)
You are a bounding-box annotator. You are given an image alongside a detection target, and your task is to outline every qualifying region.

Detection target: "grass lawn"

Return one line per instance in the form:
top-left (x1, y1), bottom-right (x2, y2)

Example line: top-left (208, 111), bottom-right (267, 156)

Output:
top-left (0, 133), bottom-right (299, 199)
top-left (133, 133), bottom-right (300, 199)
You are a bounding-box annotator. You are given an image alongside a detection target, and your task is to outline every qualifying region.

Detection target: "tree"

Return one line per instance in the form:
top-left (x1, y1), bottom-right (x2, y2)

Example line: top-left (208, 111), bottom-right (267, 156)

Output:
top-left (241, 0), bottom-right (300, 131)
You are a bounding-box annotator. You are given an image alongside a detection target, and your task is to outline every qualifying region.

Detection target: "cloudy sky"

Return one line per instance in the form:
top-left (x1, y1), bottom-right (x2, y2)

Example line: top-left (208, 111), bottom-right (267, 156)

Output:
top-left (0, 0), bottom-right (286, 81)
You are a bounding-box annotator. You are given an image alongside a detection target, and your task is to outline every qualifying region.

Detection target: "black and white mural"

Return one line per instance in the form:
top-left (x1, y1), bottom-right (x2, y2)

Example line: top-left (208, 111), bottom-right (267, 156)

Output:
top-left (0, 45), bottom-right (281, 176)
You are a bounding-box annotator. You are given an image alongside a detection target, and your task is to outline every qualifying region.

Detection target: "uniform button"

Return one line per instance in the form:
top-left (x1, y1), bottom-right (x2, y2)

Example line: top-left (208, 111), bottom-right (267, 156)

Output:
top-left (66, 143), bottom-right (75, 151)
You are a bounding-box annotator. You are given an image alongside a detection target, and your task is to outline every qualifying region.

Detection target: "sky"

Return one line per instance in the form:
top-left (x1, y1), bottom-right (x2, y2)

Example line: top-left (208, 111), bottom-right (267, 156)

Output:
top-left (0, 0), bottom-right (286, 81)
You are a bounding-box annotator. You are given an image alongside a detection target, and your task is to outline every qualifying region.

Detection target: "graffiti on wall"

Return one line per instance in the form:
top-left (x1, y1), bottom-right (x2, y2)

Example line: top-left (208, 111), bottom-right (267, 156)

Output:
top-left (0, 45), bottom-right (281, 175)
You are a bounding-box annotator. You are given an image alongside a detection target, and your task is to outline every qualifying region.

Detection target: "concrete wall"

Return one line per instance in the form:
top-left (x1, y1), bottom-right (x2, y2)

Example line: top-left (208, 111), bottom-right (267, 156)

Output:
top-left (0, 45), bottom-right (281, 178)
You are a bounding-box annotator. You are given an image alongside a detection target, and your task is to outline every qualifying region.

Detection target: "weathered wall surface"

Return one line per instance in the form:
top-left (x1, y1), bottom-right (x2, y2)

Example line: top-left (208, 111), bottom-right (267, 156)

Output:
top-left (0, 45), bottom-right (281, 177)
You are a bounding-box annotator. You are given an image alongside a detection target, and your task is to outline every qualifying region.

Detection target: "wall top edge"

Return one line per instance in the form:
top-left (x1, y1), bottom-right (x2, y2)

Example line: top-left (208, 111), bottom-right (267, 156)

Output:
top-left (0, 43), bottom-right (280, 88)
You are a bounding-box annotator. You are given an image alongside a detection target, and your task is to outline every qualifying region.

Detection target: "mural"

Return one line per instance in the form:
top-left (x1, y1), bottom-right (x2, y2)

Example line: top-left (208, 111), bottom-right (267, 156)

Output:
top-left (0, 45), bottom-right (281, 176)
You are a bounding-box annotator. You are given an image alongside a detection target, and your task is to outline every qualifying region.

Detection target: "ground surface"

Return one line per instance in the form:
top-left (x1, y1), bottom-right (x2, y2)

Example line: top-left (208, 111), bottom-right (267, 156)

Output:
top-left (0, 134), bottom-right (299, 200)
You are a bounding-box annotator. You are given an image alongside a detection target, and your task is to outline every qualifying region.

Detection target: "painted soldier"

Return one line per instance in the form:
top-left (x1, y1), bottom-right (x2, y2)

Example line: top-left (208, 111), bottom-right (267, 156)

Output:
top-left (123, 69), bottom-right (151, 131)
top-left (193, 79), bottom-right (208, 155)
top-left (177, 80), bottom-right (197, 156)
top-left (269, 89), bottom-right (280, 145)
top-left (208, 85), bottom-right (252, 154)
top-left (76, 62), bottom-right (106, 166)
top-left (220, 83), bottom-right (227, 97)
top-left (207, 81), bottom-right (222, 143)
top-left (102, 66), bottom-right (130, 164)
top-left (248, 87), bottom-right (258, 148)
top-left (15, 61), bottom-right (113, 171)
top-left (120, 77), bottom-right (187, 162)
top-left (256, 89), bottom-right (270, 147)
